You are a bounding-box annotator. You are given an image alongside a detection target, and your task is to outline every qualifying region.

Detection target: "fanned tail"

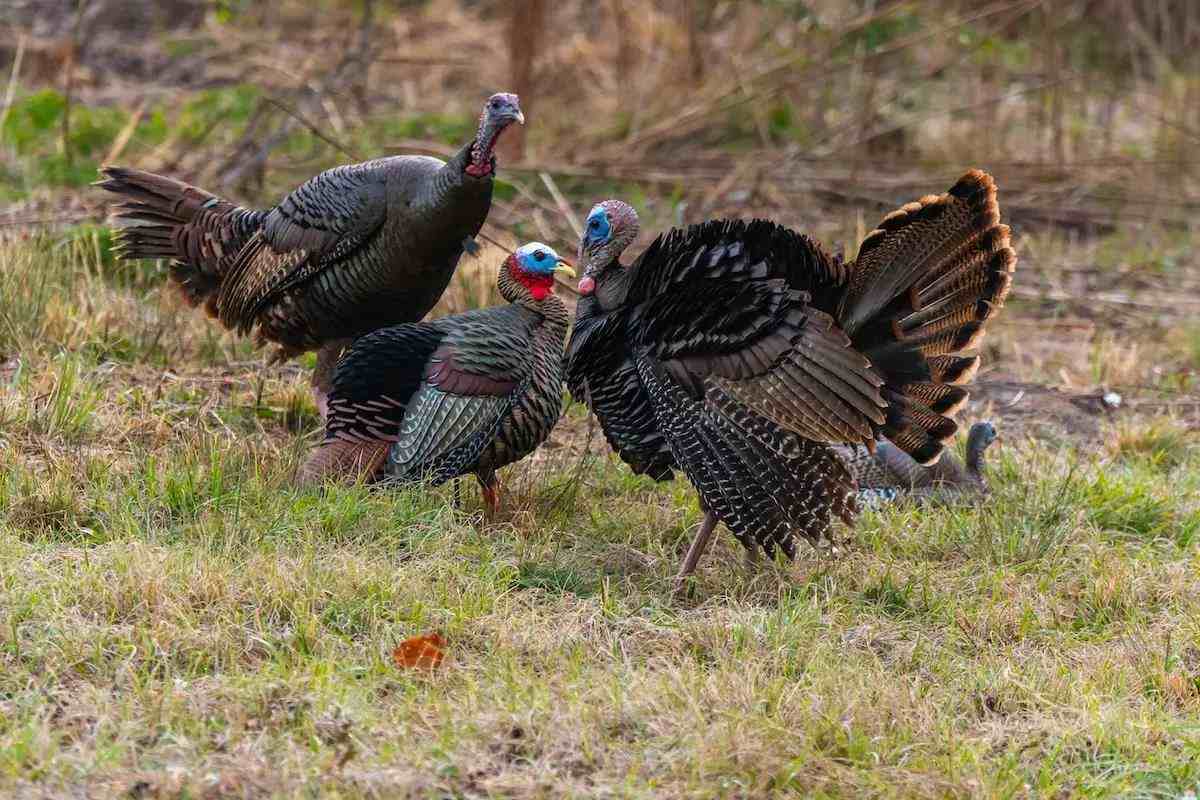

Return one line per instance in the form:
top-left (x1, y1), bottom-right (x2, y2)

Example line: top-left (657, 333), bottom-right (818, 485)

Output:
top-left (839, 170), bottom-right (1016, 465)
top-left (96, 166), bottom-right (264, 315)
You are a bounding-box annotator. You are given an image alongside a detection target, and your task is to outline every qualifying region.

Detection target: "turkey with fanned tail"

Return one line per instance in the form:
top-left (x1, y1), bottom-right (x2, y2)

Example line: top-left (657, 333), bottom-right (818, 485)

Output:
top-left (298, 243), bottom-right (574, 518)
top-left (96, 92), bottom-right (524, 416)
top-left (565, 171), bottom-right (1016, 595)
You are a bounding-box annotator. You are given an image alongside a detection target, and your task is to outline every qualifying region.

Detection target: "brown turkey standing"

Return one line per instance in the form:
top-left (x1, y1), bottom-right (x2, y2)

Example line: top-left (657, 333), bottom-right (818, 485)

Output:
top-left (96, 93), bottom-right (524, 416)
top-left (298, 242), bottom-right (574, 518)
top-left (565, 172), bottom-right (1017, 597)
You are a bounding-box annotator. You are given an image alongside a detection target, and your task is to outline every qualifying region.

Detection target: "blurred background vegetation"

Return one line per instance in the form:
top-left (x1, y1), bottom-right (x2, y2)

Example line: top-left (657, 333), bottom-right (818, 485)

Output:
top-left (4, 0), bottom-right (1200, 222)
top-left (2, 0), bottom-right (1200, 383)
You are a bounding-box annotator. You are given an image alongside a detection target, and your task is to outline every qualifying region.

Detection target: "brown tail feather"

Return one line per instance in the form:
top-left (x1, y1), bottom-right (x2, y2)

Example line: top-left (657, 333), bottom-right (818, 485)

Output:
top-left (927, 354), bottom-right (980, 385)
top-left (296, 439), bottom-right (391, 487)
top-left (96, 166), bottom-right (263, 315)
top-left (842, 170), bottom-right (1016, 465)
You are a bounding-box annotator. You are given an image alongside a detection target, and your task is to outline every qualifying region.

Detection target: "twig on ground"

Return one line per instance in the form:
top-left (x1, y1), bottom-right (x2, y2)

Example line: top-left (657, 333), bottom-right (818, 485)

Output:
top-left (539, 172), bottom-right (581, 238)
top-left (262, 95), bottom-right (362, 162)
top-left (102, 99), bottom-right (147, 166)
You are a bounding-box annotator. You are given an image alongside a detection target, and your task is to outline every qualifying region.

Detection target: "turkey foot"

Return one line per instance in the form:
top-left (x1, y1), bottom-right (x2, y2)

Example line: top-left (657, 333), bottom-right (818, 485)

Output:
top-left (672, 512), bottom-right (718, 600)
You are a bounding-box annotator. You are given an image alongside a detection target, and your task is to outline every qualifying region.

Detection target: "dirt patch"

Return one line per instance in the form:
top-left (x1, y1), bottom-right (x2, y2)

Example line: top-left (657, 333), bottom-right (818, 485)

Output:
top-left (969, 377), bottom-right (1200, 446)
top-left (968, 378), bottom-right (1122, 445)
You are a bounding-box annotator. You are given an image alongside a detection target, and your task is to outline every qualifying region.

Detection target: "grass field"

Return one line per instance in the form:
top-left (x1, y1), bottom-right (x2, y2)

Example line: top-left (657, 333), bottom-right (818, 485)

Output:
top-left (2, 221), bottom-right (1199, 798)
top-left (5, 0), bottom-right (1200, 796)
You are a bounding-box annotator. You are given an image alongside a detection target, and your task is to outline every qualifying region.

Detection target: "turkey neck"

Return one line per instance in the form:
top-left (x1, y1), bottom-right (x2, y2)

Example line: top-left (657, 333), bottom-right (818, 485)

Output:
top-left (576, 259), bottom-right (634, 323)
top-left (965, 439), bottom-right (987, 481)
top-left (498, 267), bottom-right (570, 333)
top-left (432, 141), bottom-right (493, 198)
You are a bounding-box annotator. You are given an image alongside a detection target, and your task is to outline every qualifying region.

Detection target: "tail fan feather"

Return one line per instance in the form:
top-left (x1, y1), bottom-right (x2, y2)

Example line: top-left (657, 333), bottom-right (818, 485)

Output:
top-left (96, 166), bottom-right (262, 314)
top-left (841, 170), bottom-right (1015, 465)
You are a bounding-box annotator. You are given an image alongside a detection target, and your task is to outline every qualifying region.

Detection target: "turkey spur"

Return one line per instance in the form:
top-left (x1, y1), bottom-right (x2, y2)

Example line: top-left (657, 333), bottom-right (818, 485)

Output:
top-left (298, 243), bottom-right (574, 518)
top-left (565, 171), bottom-right (1016, 592)
top-left (97, 92), bottom-right (524, 414)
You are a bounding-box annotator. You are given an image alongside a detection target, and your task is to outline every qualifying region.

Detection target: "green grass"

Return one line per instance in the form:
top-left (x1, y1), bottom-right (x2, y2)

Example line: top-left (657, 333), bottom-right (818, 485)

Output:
top-left (6, 0), bottom-right (1200, 791)
top-left (0, 86), bottom-right (262, 201)
top-left (2, 234), bottom-right (1199, 797)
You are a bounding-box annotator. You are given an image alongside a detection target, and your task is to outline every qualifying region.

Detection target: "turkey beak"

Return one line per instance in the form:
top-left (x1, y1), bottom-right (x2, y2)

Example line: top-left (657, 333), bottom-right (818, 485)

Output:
top-left (500, 101), bottom-right (524, 127)
top-left (553, 260), bottom-right (576, 278)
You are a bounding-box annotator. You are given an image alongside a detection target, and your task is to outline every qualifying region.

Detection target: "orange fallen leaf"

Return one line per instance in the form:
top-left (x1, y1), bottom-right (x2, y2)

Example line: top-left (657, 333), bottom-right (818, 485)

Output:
top-left (392, 632), bottom-right (446, 670)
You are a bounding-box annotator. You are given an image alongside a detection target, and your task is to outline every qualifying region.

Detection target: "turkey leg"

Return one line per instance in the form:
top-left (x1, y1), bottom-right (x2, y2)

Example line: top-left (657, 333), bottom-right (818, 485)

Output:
top-left (312, 338), bottom-right (352, 419)
top-left (478, 474), bottom-right (502, 520)
top-left (672, 511), bottom-right (718, 599)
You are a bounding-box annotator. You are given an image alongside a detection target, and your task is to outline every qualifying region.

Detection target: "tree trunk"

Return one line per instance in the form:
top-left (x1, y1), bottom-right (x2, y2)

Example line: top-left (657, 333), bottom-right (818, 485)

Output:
top-left (501, 0), bottom-right (547, 163)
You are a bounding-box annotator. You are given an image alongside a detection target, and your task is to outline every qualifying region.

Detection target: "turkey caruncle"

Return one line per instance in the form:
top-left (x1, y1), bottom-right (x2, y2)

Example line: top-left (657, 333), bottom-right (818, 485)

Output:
top-left (298, 242), bottom-right (575, 518)
top-left (566, 171), bottom-right (1016, 597)
top-left (97, 92), bottom-right (524, 416)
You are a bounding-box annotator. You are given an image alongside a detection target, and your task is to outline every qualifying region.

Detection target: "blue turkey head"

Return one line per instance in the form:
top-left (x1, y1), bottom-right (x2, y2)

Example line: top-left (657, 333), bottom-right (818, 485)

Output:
top-left (508, 242), bottom-right (574, 301)
top-left (485, 93), bottom-right (524, 128)
top-left (578, 200), bottom-right (639, 296)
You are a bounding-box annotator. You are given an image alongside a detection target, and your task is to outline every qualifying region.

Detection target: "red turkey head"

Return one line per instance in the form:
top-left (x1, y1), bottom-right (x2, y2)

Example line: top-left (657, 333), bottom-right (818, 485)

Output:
top-left (505, 242), bottom-right (575, 302)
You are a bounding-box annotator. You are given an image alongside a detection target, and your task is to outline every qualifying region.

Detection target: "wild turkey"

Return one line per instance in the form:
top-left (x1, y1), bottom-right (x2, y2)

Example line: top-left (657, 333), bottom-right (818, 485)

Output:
top-left (565, 171), bottom-right (1016, 593)
top-left (298, 242), bottom-right (574, 516)
top-left (97, 92), bottom-right (524, 414)
top-left (837, 420), bottom-right (998, 506)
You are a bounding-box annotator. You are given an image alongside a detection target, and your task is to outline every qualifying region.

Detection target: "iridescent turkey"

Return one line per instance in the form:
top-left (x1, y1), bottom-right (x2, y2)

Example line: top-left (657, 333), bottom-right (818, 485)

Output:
top-left (565, 171), bottom-right (1016, 593)
top-left (97, 92), bottom-right (524, 414)
top-left (298, 242), bottom-right (574, 517)
top-left (838, 420), bottom-right (998, 507)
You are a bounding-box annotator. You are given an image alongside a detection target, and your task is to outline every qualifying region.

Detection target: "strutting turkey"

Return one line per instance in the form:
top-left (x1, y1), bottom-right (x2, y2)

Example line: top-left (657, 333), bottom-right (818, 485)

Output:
top-left (96, 93), bottom-right (524, 415)
top-left (837, 420), bottom-right (998, 507)
top-left (565, 171), bottom-right (1016, 595)
top-left (298, 243), bottom-right (574, 517)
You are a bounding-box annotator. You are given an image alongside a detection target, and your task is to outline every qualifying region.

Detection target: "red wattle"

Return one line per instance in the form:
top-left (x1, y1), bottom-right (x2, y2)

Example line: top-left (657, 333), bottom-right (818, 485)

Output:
top-left (578, 276), bottom-right (595, 295)
top-left (510, 258), bottom-right (554, 301)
